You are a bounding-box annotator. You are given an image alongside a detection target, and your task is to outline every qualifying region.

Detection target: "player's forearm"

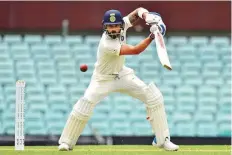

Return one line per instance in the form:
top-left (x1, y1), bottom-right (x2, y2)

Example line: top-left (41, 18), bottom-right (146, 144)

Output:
top-left (134, 36), bottom-right (153, 55)
top-left (119, 35), bottom-right (153, 55)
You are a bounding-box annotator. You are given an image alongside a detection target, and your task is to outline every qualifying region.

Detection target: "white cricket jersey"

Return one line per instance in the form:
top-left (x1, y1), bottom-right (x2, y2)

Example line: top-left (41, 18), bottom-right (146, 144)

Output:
top-left (93, 16), bottom-right (133, 80)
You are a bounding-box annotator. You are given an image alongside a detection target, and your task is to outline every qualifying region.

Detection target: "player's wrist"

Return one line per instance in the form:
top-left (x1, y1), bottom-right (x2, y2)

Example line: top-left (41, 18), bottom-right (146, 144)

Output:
top-left (149, 33), bottom-right (155, 40)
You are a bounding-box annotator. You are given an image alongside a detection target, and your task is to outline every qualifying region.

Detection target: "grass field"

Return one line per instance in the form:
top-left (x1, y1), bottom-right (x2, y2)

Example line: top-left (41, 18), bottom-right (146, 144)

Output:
top-left (0, 145), bottom-right (231, 155)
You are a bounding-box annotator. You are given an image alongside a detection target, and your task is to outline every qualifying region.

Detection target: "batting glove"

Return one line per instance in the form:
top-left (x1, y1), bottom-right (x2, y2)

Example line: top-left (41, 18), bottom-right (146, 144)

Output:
top-left (146, 12), bottom-right (166, 36)
top-left (145, 12), bottom-right (161, 25)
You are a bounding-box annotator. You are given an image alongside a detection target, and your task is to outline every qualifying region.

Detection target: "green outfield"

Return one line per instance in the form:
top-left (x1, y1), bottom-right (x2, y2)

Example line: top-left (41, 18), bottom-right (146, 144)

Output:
top-left (0, 145), bottom-right (230, 155)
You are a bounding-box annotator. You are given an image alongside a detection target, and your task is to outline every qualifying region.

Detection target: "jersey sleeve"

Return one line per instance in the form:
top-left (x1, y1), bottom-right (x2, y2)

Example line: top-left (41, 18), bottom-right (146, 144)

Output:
top-left (123, 16), bottom-right (133, 30)
top-left (102, 39), bottom-right (121, 56)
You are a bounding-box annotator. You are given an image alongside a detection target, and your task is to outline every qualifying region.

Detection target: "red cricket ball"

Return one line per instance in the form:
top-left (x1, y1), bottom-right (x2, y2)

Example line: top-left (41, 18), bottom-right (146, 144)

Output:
top-left (80, 64), bottom-right (88, 72)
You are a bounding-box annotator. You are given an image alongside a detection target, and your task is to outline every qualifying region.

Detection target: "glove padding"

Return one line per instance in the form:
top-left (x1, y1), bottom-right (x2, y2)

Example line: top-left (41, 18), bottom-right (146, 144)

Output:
top-left (147, 12), bottom-right (166, 36)
top-left (150, 21), bottom-right (166, 36)
top-left (145, 12), bottom-right (162, 25)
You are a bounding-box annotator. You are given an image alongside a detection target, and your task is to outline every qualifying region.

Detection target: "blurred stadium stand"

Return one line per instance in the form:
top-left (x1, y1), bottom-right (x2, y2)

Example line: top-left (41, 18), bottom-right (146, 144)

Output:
top-left (0, 34), bottom-right (230, 138)
top-left (0, 1), bottom-right (230, 146)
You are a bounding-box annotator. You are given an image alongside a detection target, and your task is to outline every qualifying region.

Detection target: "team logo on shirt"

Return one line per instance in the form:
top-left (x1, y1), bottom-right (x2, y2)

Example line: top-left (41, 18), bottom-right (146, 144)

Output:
top-left (110, 13), bottom-right (116, 22)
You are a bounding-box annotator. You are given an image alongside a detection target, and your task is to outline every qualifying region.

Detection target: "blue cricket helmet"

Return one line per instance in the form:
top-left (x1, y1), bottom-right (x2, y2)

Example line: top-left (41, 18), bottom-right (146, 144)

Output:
top-left (102, 10), bottom-right (124, 25)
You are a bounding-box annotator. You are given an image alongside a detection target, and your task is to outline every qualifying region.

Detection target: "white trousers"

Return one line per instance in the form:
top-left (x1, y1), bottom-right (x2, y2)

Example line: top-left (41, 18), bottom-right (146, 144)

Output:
top-left (84, 71), bottom-right (149, 105)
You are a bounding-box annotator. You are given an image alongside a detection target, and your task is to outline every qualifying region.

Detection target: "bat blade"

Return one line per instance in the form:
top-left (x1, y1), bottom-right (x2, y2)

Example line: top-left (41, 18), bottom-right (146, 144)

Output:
top-left (154, 30), bottom-right (172, 70)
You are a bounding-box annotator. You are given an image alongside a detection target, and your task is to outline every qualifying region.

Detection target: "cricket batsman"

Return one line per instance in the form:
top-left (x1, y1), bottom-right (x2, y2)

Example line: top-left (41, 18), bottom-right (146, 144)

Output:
top-left (58, 7), bottom-right (179, 151)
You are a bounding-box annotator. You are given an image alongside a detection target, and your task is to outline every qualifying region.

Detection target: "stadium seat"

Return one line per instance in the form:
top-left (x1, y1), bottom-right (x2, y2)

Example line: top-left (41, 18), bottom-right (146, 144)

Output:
top-left (44, 35), bottom-right (62, 45)
top-left (161, 70), bottom-right (179, 80)
top-left (204, 61), bottom-right (222, 70)
top-left (51, 44), bottom-right (71, 62)
top-left (202, 70), bottom-right (220, 79)
top-left (198, 97), bottom-right (217, 113)
top-left (0, 96), bottom-right (5, 112)
top-left (111, 121), bottom-right (131, 136)
top-left (10, 43), bottom-right (30, 60)
top-left (26, 84), bottom-right (44, 96)
top-left (26, 120), bottom-right (47, 135)
top-left (197, 123), bottom-right (217, 137)
top-left (199, 44), bottom-right (218, 53)
top-left (109, 112), bottom-right (128, 122)
top-left (38, 69), bottom-right (57, 85)
top-left (205, 78), bottom-right (224, 87)
top-left (219, 46), bottom-right (231, 55)
top-left (91, 121), bottom-right (111, 136)
top-left (178, 55), bottom-right (197, 64)
top-left (4, 84), bottom-right (16, 95)
top-left (182, 61), bottom-right (201, 71)
top-left (198, 86), bottom-right (217, 97)
top-left (177, 96), bottom-right (196, 113)
top-left (159, 85), bottom-right (174, 97)
top-left (166, 44), bottom-right (176, 53)
top-left (37, 61), bottom-right (56, 71)
top-left (194, 113), bottom-right (214, 123)
top-left (24, 35), bottom-right (42, 44)
top-left (90, 113), bottom-right (108, 123)
top-left (163, 97), bottom-right (175, 114)
top-left (3, 121), bottom-right (15, 135)
top-left (211, 36), bottom-right (230, 46)
top-left (176, 85), bottom-right (195, 97)
top-left (95, 103), bottom-right (111, 113)
top-left (138, 54), bottom-right (154, 63)
top-left (218, 123), bottom-right (231, 137)
top-left (168, 36), bottom-right (188, 46)
top-left (219, 102), bottom-right (231, 114)
top-left (216, 113), bottom-right (231, 124)
top-left (5, 95), bottom-right (15, 108)
top-left (31, 44), bottom-right (51, 60)
top-left (47, 85), bottom-right (66, 95)
top-left (47, 121), bottom-right (64, 135)
top-left (221, 52), bottom-right (230, 64)
top-left (132, 122), bottom-right (152, 136)
top-left (0, 123), bottom-right (3, 134)
top-left (176, 122), bottom-right (196, 136)
top-left (82, 126), bottom-right (93, 136)
top-left (46, 111), bottom-right (66, 135)
top-left (172, 113), bottom-right (192, 124)
top-left (49, 95), bottom-right (70, 113)
top-left (140, 70), bottom-right (159, 84)
top-left (129, 112), bottom-right (147, 123)
top-left (60, 75), bottom-right (78, 86)
top-left (169, 61), bottom-right (181, 71)
top-left (126, 62), bottom-right (140, 71)
top-left (127, 36), bottom-right (145, 45)
top-left (63, 35), bottom-right (83, 44)
top-left (189, 36), bottom-right (208, 46)
top-left (26, 111), bottom-right (43, 122)
top-left (3, 35), bottom-right (22, 44)
top-left (113, 102), bottom-right (132, 113)
top-left (2, 110), bottom-right (15, 134)
top-left (0, 61), bottom-right (14, 74)
top-left (27, 95), bottom-right (47, 112)
top-left (162, 77), bottom-right (182, 87)
top-left (176, 45), bottom-right (196, 55)
top-left (85, 35), bottom-right (101, 45)
top-left (0, 43), bottom-right (9, 53)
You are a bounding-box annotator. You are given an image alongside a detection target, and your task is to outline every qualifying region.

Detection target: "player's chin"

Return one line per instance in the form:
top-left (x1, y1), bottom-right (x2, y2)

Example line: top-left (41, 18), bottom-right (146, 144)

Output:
top-left (109, 33), bottom-right (119, 39)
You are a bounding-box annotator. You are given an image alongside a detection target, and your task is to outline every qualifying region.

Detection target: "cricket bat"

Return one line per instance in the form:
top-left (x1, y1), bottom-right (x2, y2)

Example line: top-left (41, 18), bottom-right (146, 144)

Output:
top-left (154, 27), bottom-right (172, 70)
